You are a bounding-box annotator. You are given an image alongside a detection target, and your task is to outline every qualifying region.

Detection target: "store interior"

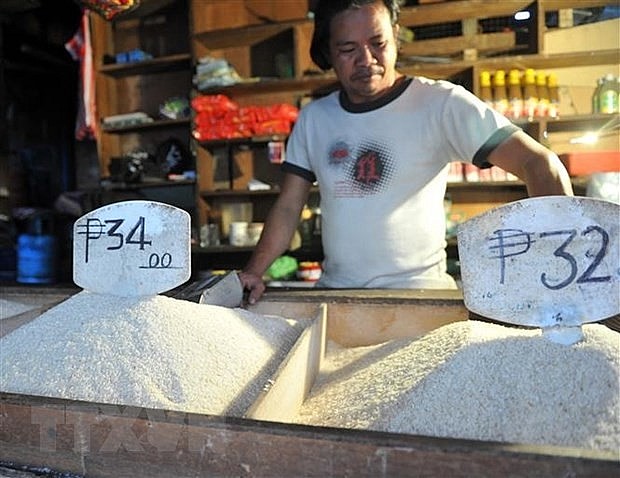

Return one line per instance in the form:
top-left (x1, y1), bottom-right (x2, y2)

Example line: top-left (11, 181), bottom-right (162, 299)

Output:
top-left (0, 0), bottom-right (618, 285)
top-left (0, 2), bottom-right (619, 476)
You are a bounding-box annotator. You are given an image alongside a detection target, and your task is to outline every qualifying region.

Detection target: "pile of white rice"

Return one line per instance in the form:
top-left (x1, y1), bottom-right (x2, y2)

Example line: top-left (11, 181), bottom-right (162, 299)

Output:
top-left (295, 320), bottom-right (620, 452)
top-left (0, 290), bottom-right (306, 416)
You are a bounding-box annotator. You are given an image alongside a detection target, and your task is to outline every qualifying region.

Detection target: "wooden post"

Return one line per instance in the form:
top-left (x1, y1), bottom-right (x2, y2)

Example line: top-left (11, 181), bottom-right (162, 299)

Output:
top-left (527, 0), bottom-right (544, 54)
top-left (462, 18), bottom-right (479, 61)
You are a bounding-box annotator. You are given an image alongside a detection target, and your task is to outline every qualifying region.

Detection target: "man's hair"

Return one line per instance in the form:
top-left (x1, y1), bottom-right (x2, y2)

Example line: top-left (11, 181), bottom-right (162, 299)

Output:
top-left (310, 0), bottom-right (401, 71)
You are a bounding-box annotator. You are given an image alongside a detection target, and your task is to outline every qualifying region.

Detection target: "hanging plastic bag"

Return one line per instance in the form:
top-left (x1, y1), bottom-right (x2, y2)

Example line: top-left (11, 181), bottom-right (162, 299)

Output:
top-left (75, 0), bottom-right (140, 20)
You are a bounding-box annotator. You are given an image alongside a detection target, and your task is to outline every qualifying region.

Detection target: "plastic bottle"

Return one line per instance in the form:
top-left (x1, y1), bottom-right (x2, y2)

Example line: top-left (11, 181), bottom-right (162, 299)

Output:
top-left (522, 68), bottom-right (538, 120)
top-left (592, 77), bottom-right (604, 114)
top-left (479, 70), bottom-right (494, 109)
top-left (547, 73), bottom-right (560, 119)
top-left (299, 204), bottom-right (314, 246)
top-left (492, 70), bottom-right (509, 116)
top-left (599, 73), bottom-right (619, 114)
top-left (507, 69), bottom-right (523, 120)
top-left (535, 71), bottom-right (550, 118)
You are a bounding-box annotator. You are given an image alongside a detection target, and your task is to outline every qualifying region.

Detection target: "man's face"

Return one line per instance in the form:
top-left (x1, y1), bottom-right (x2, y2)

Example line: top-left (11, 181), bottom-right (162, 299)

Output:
top-left (328, 1), bottom-right (400, 104)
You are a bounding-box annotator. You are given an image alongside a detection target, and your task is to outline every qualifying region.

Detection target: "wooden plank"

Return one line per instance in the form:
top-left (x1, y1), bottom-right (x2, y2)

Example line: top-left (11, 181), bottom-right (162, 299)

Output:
top-left (191, 0), bottom-right (249, 33)
top-left (98, 53), bottom-right (192, 78)
top-left (0, 393), bottom-right (617, 478)
top-left (399, 0), bottom-right (533, 26)
top-left (474, 49), bottom-right (619, 70)
top-left (293, 22), bottom-right (316, 77)
top-left (253, 291), bottom-right (469, 347)
top-left (325, 301), bottom-right (468, 347)
top-left (540, 0), bottom-right (612, 11)
top-left (400, 0), bottom-right (614, 27)
top-left (245, 305), bottom-right (326, 422)
top-left (400, 31), bottom-right (516, 57)
top-left (401, 48), bottom-right (617, 83)
top-left (195, 21), bottom-right (308, 50)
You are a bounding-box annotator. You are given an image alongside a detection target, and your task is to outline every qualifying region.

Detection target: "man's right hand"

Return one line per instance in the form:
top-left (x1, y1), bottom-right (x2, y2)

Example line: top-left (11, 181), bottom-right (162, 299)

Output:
top-left (238, 270), bottom-right (266, 305)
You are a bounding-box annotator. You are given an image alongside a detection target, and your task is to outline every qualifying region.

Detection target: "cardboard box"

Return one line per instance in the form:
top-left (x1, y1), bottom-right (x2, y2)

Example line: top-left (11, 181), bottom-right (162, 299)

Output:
top-left (560, 151), bottom-right (620, 176)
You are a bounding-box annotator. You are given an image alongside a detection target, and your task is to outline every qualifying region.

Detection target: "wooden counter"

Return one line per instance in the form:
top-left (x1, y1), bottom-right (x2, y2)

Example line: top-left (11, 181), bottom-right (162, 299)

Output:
top-left (0, 288), bottom-right (618, 477)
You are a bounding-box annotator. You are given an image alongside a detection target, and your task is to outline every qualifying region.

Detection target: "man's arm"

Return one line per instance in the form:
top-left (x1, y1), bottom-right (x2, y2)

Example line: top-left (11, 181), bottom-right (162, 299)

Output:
top-left (488, 130), bottom-right (573, 197)
top-left (239, 172), bottom-right (312, 303)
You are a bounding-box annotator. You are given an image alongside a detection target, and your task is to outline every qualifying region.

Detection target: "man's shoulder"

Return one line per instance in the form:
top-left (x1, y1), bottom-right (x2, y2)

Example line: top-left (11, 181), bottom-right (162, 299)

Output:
top-left (298, 90), bottom-right (341, 118)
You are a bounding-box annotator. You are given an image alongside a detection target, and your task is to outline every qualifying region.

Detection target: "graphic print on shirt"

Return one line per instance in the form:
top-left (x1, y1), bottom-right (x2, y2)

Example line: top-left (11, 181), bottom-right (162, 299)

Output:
top-left (329, 140), bottom-right (395, 198)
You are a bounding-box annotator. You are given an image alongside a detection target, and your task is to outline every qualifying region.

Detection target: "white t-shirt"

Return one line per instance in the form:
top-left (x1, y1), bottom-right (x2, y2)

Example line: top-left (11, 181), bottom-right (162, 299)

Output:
top-left (283, 76), bottom-right (518, 289)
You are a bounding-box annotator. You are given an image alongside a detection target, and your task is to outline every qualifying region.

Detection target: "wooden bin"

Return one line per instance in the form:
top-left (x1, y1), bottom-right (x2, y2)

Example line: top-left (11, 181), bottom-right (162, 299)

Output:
top-left (0, 288), bottom-right (618, 477)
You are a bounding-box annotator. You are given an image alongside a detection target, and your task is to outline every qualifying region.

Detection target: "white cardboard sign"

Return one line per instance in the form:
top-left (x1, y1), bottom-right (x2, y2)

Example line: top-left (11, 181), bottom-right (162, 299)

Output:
top-left (457, 196), bottom-right (619, 336)
top-left (73, 200), bottom-right (191, 297)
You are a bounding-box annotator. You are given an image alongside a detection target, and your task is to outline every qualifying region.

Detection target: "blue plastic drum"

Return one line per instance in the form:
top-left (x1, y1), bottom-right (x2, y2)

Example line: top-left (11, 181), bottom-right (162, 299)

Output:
top-left (17, 234), bottom-right (57, 284)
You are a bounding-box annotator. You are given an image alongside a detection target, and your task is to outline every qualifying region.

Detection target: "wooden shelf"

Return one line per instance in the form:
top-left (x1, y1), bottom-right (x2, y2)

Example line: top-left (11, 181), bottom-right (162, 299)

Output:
top-left (399, 0), bottom-right (609, 27)
top-left (102, 118), bottom-right (191, 134)
top-left (194, 20), bottom-right (310, 49)
top-left (99, 53), bottom-right (192, 78)
top-left (447, 180), bottom-right (525, 190)
top-left (198, 134), bottom-right (288, 148)
top-left (199, 186), bottom-right (320, 199)
top-left (99, 179), bottom-right (196, 191)
top-left (112, 0), bottom-right (177, 20)
top-left (200, 188), bottom-right (280, 199)
top-left (195, 50), bottom-right (617, 97)
top-left (199, 179), bottom-right (588, 201)
top-left (540, 114), bottom-right (618, 134)
top-left (196, 75), bottom-right (339, 97)
top-left (400, 49), bottom-right (618, 84)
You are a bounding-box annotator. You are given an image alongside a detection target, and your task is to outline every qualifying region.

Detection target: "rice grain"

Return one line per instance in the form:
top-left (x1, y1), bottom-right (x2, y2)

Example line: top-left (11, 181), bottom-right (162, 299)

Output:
top-left (0, 291), bottom-right (305, 416)
top-left (295, 320), bottom-right (620, 451)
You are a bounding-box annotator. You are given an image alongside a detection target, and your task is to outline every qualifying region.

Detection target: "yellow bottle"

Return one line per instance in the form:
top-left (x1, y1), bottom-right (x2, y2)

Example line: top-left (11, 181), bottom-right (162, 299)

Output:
top-left (536, 71), bottom-right (550, 117)
top-left (492, 70), bottom-right (509, 116)
top-left (507, 69), bottom-right (523, 120)
top-left (522, 68), bottom-right (538, 120)
top-left (547, 73), bottom-right (560, 119)
top-left (479, 70), bottom-right (494, 108)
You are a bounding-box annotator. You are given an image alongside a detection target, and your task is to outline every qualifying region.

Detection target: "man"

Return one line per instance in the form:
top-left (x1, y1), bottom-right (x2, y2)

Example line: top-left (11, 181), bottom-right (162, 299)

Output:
top-left (239, 0), bottom-right (573, 303)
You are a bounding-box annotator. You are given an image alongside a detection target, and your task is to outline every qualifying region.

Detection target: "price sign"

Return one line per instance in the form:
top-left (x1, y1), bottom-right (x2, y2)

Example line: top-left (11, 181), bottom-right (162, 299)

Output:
top-left (73, 201), bottom-right (191, 297)
top-left (457, 197), bottom-right (619, 340)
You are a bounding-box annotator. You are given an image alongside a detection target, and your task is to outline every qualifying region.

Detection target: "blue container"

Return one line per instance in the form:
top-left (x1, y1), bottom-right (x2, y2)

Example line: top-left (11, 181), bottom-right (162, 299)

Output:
top-left (17, 234), bottom-right (57, 284)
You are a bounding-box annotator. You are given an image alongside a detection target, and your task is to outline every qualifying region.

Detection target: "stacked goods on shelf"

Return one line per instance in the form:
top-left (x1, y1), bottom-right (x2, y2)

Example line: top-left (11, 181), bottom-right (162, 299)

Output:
top-left (467, 69), bottom-right (569, 184)
top-left (480, 69), bottom-right (562, 121)
top-left (192, 95), bottom-right (299, 141)
top-left (593, 74), bottom-right (619, 114)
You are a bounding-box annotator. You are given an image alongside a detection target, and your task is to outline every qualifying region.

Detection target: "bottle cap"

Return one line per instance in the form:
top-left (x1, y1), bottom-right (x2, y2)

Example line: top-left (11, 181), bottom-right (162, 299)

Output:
top-left (547, 73), bottom-right (558, 87)
top-left (524, 68), bottom-right (536, 84)
top-left (508, 69), bottom-right (521, 85)
top-left (480, 70), bottom-right (491, 87)
top-left (493, 70), bottom-right (506, 86)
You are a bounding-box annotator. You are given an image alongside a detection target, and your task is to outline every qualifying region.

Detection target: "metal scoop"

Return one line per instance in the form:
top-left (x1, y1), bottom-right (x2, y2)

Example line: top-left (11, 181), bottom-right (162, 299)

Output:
top-left (199, 271), bottom-right (245, 308)
top-left (169, 271), bottom-right (245, 307)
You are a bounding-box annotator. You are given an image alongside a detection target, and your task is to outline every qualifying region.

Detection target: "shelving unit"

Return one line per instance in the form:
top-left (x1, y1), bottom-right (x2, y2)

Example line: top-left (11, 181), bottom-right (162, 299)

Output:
top-left (189, 0), bottom-right (615, 200)
top-left (89, 0), bottom-right (616, 269)
top-left (90, 0), bottom-right (195, 219)
top-left (101, 118), bottom-right (191, 134)
top-left (98, 52), bottom-right (192, 77)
